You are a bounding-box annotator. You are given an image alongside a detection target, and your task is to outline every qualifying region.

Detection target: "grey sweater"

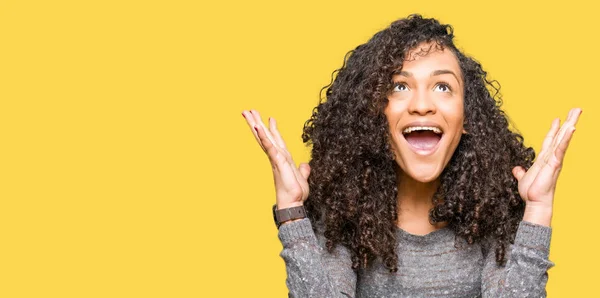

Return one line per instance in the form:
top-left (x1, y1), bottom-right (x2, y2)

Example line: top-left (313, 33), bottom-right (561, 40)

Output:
top-left (278, 218), bottom-right (554, 297)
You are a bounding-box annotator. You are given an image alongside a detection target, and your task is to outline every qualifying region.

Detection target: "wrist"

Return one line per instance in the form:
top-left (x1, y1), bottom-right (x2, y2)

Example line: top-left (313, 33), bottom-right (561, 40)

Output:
top-left (523, 204), bottom-right (553, 227)
top-left (276, 201), bottom-right (304, 209)
top-left (279, 218), bottom-right (304, 226)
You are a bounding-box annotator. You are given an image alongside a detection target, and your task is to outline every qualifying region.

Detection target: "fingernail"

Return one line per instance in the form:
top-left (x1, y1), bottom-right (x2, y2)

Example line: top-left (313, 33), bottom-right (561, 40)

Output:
top-left (242, 112), bottom-right (246, 118)
top-left (254, 126), bottom-right (259, 133)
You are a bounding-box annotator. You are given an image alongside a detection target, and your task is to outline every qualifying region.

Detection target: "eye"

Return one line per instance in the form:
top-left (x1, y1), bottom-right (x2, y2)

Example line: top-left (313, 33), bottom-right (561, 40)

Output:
top-left (434, 83), bottom-right (452, 92)
top-left (392, 82), bottom-right (408, 92)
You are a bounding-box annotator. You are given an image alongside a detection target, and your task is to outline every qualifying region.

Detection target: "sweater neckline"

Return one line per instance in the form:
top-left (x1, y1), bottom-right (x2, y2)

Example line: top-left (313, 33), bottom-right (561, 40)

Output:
top-left (395, 225), bottom-right (452, 243)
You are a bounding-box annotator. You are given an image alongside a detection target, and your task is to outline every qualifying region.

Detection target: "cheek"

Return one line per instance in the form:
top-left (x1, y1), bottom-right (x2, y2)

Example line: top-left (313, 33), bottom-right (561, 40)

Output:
top-left (384, 99), bottom-right (409, 122)
top-left (383, 108), bottom-right (401, 156)
top-left (383, 105), bottom-right (397, 131)
top-left (445, 103), bottom-right (465, 147)
top-left (438, 99), bottom-right (464, 125)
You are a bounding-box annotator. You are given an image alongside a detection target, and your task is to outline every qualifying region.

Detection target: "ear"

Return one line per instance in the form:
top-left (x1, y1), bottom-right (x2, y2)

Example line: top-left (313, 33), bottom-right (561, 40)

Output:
top-left (462, 128), bottom-right (468, 134)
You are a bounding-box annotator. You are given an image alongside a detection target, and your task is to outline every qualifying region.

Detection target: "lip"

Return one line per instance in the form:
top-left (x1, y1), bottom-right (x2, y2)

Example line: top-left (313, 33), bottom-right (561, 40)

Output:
top-left (401, 121), bottom-right (444, 133)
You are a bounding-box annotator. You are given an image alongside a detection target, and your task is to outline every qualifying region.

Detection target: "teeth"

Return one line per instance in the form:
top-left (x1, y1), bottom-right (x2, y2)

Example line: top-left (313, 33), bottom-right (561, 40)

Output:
top-left (402, 126), bottom-right (443, 134)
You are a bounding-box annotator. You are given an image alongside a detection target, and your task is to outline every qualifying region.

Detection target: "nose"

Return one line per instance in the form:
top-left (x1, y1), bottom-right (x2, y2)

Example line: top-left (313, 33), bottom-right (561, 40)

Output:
top-left (407, 90), bottom-right (436, 115)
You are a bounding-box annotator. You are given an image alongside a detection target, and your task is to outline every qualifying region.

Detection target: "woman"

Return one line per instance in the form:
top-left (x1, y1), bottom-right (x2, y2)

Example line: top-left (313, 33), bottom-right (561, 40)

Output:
top-left (242, 14), bottom-right (580, 297)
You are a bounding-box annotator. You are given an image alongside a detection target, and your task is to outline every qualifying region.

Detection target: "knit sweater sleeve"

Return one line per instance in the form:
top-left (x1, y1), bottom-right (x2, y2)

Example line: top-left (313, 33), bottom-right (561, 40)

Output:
top-left (278, 218), bottom-right (357, 298)
top-left (481, 220), bottom-right (556, 297)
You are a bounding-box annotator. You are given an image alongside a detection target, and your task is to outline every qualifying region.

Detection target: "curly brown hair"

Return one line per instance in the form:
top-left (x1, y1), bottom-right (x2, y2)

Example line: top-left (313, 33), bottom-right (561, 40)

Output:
top-left (301, 14), bottom-right (535, 273)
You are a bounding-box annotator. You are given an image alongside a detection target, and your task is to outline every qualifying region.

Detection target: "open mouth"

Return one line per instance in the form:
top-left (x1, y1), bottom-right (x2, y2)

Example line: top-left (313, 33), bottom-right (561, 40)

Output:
top-left (402, 126), bottom-right (443, 153)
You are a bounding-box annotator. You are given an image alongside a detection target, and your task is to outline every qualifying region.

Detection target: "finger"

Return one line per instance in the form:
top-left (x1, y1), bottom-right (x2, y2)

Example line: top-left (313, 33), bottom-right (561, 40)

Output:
top-left (298, 163), bottom-right (311, 180)
top-left (530, 117), bottom-right (562, 173)
top-left (553, 125), bottom-right (576, 166)
top-left (255, 124), bottom-right (292, 169)
top-left (512, 166), bottom-right (526, 182)
top-left (254, 113), bottom-right (306, 189)
top-left (242, 110), bottom-right (266, 151)
top-left (535, 109), bottom-right (581, 190)
top-left (269, 117), bottom-right (288, 150)
top-left (530, 129), bottom-right (575, 199)
top-left (269, 117), bottom-right (299, 167)
top-left (540, 118), bottom-right (560, 155)
top-left (568, 107), bottom-right (582, 126)
top-left (256, 124), bottom-right (305, 198)
top-left (250, 110), bottom-right (278, 147)
top-left (549, 108), bottom-right (581, 159)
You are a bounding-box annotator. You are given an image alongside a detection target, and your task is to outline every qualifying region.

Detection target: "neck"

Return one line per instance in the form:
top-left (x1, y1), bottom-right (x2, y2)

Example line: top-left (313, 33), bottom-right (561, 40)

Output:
top-left (395, 168), bottom-right (447, 233)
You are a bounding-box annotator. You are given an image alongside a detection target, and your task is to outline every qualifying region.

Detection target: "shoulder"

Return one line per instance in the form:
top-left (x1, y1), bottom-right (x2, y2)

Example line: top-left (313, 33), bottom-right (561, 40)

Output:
top-left (311, 218), bottom-right (353, 257)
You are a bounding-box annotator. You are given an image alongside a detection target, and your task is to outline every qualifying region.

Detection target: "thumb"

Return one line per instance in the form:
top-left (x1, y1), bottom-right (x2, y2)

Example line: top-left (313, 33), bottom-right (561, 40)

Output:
top-left (298, 163), bottom-right (311, 180)
top-left (512, 166), bottom-right (526, 181)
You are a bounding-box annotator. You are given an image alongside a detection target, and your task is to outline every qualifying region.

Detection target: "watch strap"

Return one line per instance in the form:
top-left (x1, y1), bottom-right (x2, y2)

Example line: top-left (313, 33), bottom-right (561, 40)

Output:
top-left (273, 204), bottom-right (307, 228)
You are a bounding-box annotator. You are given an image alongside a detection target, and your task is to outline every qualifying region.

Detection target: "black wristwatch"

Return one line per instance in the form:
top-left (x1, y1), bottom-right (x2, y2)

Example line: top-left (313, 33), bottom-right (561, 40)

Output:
top-left (272, 204), bottom-right (307, 228)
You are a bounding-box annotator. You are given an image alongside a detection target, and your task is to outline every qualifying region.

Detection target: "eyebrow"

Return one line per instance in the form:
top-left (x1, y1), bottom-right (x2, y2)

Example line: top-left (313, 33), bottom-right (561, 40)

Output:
top-left (396, 69), bottom-right (461, 86)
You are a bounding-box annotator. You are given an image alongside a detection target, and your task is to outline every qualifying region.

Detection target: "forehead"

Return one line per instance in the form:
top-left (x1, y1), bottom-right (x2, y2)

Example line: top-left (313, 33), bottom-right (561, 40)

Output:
top-left (398, 43), bottom-right (461, 76)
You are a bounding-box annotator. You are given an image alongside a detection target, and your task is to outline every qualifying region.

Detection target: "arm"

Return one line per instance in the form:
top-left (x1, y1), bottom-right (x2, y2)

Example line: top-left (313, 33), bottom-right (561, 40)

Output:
top-left (241, 111), bottom-right (354, 295)
top-left (278, 218), bottom-right (357, 298)
top-left (481, 220), bottom-right (555, 297)
top-left (484, 109), bottom-right (580, 296)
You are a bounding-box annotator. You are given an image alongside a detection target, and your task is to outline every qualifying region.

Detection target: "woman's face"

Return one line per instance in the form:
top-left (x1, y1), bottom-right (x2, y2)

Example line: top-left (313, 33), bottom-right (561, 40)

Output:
top-left (384, 43), bottom-right (465, 183)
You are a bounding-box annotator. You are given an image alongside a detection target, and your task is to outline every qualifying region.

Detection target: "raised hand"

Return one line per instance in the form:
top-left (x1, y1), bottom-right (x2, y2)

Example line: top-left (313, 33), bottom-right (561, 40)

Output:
top-left (512, 108), bottom-right (582, 226)
top-left (242, 110), bottom-right (311, 209)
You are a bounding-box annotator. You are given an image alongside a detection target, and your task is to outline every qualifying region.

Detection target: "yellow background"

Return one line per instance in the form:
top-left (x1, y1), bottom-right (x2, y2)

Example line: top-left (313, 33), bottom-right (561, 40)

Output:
top-left (1, 0), bottom-right (598, 297)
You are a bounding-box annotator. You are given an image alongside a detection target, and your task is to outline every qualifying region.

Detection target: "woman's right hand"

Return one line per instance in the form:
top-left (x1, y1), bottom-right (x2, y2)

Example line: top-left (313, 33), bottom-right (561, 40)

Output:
top-left (242, 110), bottom-right (311, 209)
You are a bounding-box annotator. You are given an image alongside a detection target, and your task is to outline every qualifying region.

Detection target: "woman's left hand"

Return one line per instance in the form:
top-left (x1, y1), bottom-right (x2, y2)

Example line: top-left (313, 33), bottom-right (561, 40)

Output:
top-left (511, 108), bottom-right (582, 226)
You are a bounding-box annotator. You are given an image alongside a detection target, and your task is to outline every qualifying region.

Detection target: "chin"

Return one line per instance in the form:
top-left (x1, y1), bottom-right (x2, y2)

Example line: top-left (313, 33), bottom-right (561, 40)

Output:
top-left (397, 161), bottom-right (443, 183)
